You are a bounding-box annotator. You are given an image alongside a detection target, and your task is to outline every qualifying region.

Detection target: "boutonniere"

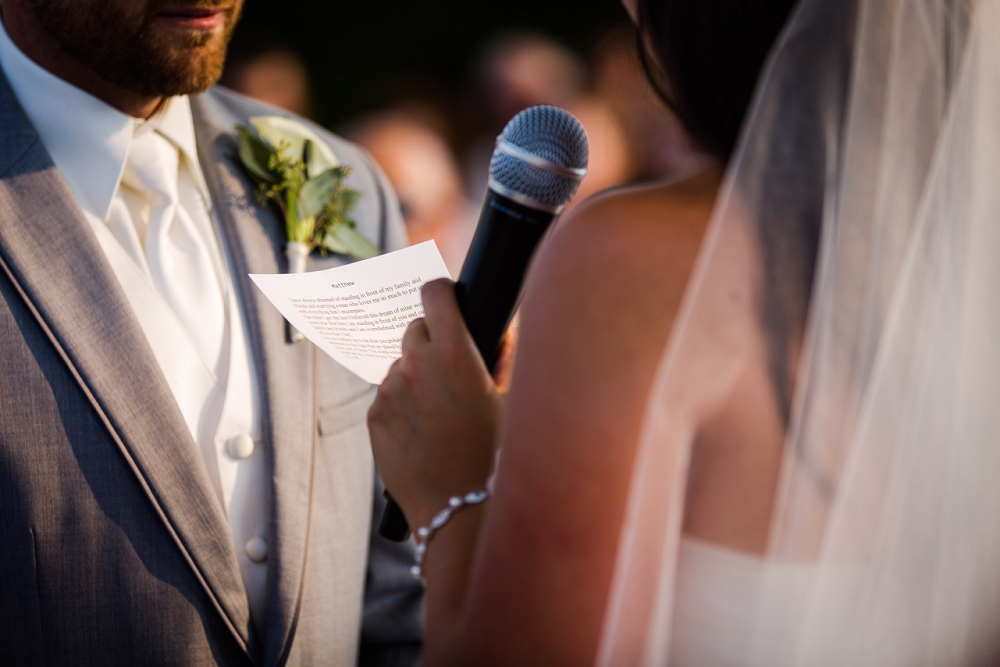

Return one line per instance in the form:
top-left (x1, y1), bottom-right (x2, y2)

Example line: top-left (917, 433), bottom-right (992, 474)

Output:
top-left (236, 116), bottom-right (380, 275)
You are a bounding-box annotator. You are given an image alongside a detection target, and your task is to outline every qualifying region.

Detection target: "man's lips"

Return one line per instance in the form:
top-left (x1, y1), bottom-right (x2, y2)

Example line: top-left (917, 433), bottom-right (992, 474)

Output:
top-left (156, 7), bottom-right (228, 30)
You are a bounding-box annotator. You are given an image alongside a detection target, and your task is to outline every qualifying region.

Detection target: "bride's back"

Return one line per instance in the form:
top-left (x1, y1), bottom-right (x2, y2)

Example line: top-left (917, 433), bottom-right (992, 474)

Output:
top-left (456, 1), bottom-right (805, 662)
top-left (600, 0), bottom-right (1000, 664)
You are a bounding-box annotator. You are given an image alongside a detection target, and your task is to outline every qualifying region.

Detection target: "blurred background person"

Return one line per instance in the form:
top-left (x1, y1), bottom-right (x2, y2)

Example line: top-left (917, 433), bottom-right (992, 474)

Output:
top-left (468, 31), bottom-right (633, 208)
top-left (222, 44), bottom-right (317, 119)
top-left (222, 2), bottom-right (703, 220)
top-left (474, 30), bottom-right (587, 123)
top-left (347, 110), bottom-right (477, 277)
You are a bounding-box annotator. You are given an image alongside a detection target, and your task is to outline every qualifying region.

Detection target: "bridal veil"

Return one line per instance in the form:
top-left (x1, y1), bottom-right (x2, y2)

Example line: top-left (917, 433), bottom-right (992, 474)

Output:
top-left (599, 0), bottom-right (1000, 663)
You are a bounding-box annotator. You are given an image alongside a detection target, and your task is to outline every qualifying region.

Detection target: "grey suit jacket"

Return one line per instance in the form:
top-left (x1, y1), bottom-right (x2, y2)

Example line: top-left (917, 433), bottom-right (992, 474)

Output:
top-left (0, 72), bottom-right (422, 666)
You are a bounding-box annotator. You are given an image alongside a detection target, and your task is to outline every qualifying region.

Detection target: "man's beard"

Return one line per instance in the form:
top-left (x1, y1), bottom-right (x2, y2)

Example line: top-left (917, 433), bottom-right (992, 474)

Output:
top-left (25, 0), bottom-right (243, 98)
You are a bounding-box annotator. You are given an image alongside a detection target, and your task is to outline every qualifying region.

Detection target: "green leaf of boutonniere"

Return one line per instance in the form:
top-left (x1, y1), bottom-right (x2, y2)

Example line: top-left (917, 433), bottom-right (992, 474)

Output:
top-left (298, 167), bottom-right (344, 220)
top-left (303, 138), bottom-right (339, 179)
top-left (236, 126), bottom-right (278, 183)
top-left (322, 224), bottom-right (380, 260)
top-left (234, 116), bottom-right (377, 265)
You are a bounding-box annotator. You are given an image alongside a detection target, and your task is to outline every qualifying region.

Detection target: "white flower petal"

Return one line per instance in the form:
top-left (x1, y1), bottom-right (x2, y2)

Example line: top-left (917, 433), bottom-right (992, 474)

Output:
top-left (249, 115), bottom-right (340, 177)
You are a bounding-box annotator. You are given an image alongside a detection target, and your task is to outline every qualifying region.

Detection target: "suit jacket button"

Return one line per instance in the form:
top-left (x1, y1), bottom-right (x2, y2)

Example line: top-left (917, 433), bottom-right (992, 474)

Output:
top-left (227, 434), bottom-right (256, 460)
top-left (245, 537), bottom-right (268, 563)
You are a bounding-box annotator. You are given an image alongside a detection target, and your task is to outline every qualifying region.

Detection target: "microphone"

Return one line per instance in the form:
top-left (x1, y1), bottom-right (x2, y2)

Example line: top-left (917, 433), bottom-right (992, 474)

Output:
top-left (378, 105), bottom-right (589, 542)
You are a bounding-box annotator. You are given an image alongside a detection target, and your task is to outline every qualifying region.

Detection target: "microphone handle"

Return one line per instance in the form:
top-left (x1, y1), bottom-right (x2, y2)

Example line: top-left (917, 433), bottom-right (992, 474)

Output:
top-left (378, 190), bottom-right (557, 542)
top-left (455, 190), bottom-right (557, 369)
top-left (378, 490), bottom-right (413, 542)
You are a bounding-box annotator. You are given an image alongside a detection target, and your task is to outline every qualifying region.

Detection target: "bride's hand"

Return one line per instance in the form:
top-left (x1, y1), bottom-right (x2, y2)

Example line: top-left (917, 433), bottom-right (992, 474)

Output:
top-left (368, 278), bottom-right (501, 528)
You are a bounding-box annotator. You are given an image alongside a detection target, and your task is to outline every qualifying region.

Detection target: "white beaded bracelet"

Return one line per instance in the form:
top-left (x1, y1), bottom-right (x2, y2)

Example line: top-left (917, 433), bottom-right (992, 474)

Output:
top-left (411, 490), bottom-right (490, 581)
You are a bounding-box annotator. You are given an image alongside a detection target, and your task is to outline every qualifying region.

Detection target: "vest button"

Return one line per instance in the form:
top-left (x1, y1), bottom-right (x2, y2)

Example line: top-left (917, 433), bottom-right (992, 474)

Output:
top-left (245, 537), bottom-right (268, 564)
top-left (227, 434), bottom-right (256, 460)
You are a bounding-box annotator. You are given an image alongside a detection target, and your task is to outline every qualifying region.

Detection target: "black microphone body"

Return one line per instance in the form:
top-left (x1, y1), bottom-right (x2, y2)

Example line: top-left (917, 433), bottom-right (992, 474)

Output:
top-left (378, 105), bottom-right (588, 542)
top-left (455, 190), bottom-right (556, 370)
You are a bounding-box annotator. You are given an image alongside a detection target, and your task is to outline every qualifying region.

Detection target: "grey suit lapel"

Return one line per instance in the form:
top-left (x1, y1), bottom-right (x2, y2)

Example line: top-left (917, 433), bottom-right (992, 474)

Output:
top-left (0, 74), bottom-right (259, 658)
top-left (190, 92), bottom-right (316, 667)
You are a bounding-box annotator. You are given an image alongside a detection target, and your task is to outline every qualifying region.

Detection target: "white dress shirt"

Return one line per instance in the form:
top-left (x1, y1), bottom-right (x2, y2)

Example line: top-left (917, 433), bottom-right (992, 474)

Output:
top-left (0, 19), bottom-right (270, 629)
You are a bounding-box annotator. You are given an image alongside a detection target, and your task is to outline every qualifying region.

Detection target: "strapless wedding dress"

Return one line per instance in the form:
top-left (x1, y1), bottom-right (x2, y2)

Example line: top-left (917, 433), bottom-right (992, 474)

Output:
top-left (669, 537), bottom-right (815, 667)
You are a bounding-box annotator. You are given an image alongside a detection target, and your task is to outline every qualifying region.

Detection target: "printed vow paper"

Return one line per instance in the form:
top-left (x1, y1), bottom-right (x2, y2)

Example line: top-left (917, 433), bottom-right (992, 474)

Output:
top-left (250, 241), bottom-right (451, 383)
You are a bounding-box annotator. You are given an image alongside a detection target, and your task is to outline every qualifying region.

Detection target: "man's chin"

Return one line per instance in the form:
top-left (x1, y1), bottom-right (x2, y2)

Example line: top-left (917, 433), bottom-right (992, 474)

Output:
top-left (136, 13), bottom-right (235, 94)
top-left (23, 0), bottom-right (241, 99)
top-left (114, 49), bottom-right (226, 97)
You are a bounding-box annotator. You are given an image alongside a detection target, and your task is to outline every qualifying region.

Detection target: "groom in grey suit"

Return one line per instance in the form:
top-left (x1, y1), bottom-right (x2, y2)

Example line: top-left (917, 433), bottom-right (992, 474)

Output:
top-left (0, 0), bottom-right (422, 665)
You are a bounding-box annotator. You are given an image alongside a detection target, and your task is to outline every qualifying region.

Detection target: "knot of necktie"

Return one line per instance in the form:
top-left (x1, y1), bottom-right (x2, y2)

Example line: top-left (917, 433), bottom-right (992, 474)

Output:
top-left (123, 131), bottom-right (181, 209)
top-left (120, 129), bottom-right (228, 377)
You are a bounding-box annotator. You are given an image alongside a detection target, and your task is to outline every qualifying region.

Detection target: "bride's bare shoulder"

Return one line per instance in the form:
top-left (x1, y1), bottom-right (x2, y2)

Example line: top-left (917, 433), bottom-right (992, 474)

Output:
top-left (576, 166), bottom-right (722, 227)
top-left (524, 166), bottom-right (722, 315)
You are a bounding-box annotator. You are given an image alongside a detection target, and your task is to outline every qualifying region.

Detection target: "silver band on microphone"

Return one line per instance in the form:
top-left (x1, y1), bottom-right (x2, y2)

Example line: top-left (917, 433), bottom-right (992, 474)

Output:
top-left (495, 140), bottom-right (589, 181)
top-left (487, 178), bottom-right (567, 215)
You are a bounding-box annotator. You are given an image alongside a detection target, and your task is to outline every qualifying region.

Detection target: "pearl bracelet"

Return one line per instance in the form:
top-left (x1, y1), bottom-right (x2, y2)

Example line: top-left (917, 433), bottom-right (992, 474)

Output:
top-left (411, 490), bottom-right (490, 581)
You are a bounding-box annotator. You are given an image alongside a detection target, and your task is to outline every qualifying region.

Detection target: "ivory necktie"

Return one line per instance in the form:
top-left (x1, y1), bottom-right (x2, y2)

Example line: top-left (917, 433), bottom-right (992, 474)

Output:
top-left (120, 128), bottom-right (227, 375)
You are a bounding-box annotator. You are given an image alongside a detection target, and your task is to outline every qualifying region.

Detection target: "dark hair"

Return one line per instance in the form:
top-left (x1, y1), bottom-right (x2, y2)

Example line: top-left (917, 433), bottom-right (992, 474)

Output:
top-left (637, 0), bottom-right (799, 159)
top-left (638, 0), bottom-right (836, 434)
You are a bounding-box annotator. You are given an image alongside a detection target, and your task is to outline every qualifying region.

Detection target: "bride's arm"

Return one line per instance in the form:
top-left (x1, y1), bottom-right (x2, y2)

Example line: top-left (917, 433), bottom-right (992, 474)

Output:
top-left (369, 174), bottom-right (717, 665)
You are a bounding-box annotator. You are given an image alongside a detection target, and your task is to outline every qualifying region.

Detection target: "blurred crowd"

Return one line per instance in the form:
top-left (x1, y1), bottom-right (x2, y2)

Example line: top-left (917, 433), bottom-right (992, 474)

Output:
top-left (222, 26), bottom-right (704, 276)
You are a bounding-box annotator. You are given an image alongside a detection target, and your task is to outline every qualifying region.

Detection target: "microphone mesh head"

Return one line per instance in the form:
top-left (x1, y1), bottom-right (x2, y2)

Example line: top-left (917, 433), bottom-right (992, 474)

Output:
top-left (489, 105), bottom-right (589, 209)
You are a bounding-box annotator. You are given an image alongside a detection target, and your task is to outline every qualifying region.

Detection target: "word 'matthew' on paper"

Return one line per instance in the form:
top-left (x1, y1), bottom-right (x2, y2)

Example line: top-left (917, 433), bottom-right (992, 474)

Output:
top-left (250, 241), bottom-right (451, 384)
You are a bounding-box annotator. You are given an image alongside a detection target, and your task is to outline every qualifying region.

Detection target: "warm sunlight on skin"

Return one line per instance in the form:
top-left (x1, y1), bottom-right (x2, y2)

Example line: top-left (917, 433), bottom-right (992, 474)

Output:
top-left (620, 0), bottom-right (638, 23)
top-left (368, 167), bottom-right (726, 665)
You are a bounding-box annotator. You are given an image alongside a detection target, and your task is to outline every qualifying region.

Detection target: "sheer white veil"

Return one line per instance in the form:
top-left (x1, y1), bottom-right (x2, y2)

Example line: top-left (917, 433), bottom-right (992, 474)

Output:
top-left (598, 0), bottom-right (1000, 663)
